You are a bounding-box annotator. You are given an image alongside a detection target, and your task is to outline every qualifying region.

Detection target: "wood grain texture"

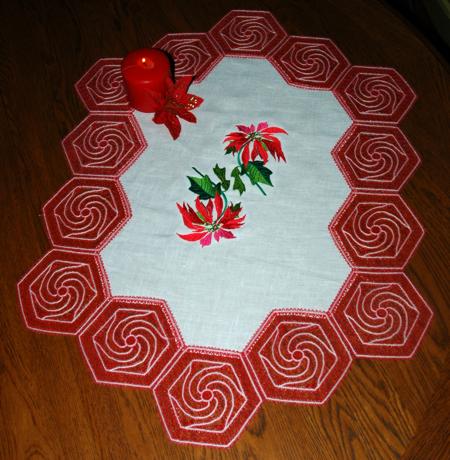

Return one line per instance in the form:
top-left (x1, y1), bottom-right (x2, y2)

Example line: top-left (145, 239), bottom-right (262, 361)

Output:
top-left (1, 0), bottom-right (449, 458)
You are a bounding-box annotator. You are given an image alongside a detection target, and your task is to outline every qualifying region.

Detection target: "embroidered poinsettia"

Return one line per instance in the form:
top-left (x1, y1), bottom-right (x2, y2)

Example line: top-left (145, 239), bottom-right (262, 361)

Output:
top-left (177, 194), bottom-right (245, 247)
top-left (223, 122), bottom-right (287, 166)
top-left (176, 122), bottom-right (287, 247)
top-left (152, 76), bottom-right (203, 140)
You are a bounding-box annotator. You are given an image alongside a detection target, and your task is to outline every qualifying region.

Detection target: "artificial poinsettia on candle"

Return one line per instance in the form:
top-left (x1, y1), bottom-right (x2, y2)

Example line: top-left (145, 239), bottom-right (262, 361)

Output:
top-left (150, 76), bottom-right (203, 140)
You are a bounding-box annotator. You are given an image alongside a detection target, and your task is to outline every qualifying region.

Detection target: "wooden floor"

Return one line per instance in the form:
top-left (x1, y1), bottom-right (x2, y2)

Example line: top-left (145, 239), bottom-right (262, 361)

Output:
top-left (1, 1), bottom-right (449, 458)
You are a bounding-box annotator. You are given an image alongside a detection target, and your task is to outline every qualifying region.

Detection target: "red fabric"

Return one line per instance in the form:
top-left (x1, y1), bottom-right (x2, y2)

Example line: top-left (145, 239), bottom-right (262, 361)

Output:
top-left (330, 192), bottom-right (424, 269)
top-left (75, 58), bottom-right (131, 112)
top-left (17, 249), bottom-right (109, 334)
top-left (332, 124), bottom-right (420, 191)
top-left (153, 348), bottom-right (262, 447)
top-left (245, 311), bottom-right (352, 404)
top-left (79, 297), bottom-right (184, 388)
top-left (209, 10), bottom-right (287, 57)
top-left (17, 9), bottom-right (432, 448)
top-left (42, 176), bottom-right (130, 251)
top-left (154, 33), bottom-right (221, 82)
top-left (334, 66), bottom-right (417, 123)
top-left (268, 36), bottom-right (350, 90)
top-left (63, 113), bottom-right (147, 177)
top-left (330, 272), bottom-right (433, 358)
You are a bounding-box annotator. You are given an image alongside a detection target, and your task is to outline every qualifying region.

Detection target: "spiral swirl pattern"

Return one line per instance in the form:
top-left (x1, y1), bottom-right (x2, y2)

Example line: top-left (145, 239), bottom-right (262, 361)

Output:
top-left (259, 322), bottom-right (337, 390)
top-left (347, 74), bottom-right (403, 115)
top-left (165, 39), bottom-right (209, 76)
top-left (30, 260), bottom-right (96, 322)
top-left (346, 133), bottom-right (406, 182)
top-left (94, 309), bottom-right (168, 372)
top-left (54, 185), bottom-right (118, 241)
top-left (284, 43), bottom-right (338, 83)
top-left (343, 203), bottom-right (411, 258)
top-left (346, 282), bottom-right (419, 345)
top-left (222, 17), bottom-right (275, 51)
top-left (73, 121), bottom-right (133, 169)
top-left (86, 65), bottom-right (127, 106)
top-left (169, 360), bottom-right (247, 431)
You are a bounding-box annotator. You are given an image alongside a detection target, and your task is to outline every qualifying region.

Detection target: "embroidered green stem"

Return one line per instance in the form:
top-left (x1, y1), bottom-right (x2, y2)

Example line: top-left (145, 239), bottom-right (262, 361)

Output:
top-left (191, 167), bottom-right (205, 178)
top-left (219, 190), bottom-right (228, 220)
top-left (236, 143), bottom-right (267, 196)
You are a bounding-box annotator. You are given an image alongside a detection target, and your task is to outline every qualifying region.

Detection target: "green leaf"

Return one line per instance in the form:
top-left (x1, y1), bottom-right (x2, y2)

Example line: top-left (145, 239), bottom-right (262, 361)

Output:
top-left (188, 175), bottom-right (219, 200)
top-left (231, 167), bottom-right (246, 195)
top-left (225, 147), bottom-right (235, 155)
top-left (244, 161), bottom-right (273, 186)
top-left (230, 202), bottom-right (241, 212)
top-left (213, 164), bottom-right (230, 191)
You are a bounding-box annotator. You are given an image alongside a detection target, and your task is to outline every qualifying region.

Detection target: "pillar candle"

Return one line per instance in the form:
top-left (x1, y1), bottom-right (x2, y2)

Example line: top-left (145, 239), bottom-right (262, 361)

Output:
top-left (121, 48), bottom-right (171, 112)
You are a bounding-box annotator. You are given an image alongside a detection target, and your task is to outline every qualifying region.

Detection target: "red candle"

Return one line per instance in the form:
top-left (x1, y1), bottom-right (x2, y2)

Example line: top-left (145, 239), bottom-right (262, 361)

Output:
top-left (121, 48), bottom-right (171, 112)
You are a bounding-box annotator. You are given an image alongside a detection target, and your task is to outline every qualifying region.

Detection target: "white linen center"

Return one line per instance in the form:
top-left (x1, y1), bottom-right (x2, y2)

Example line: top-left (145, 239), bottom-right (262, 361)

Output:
top-left (101, 57), bottom-right (352, 351)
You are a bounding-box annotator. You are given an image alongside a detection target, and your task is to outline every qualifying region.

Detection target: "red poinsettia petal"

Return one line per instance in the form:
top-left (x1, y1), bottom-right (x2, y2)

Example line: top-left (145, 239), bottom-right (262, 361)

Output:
top-left (173, 76), bottom-right (193, 98)
top-left (177, 203), bottom-right (204, 230)
top-left (254, 140), bottom-right (268, 163)
top-left (168, 119), bottom-right (182, 140)
top-left (153, 110), bottom-right (168, 125)
top-left (224, 140), bottom-right (244, 153)
top-left (256, 121), bottom-right (269, 131)
top-left (261, 126), bottom-right (288, 135)
top-left (177, 202), bottom-right (195, 222)
top-left (158, 113), bottom-right (181, 140)
top-left (265, 137), bottom-right (286, 162)
top-left (225, 208), bottom-right (245, 222)
top-left (264, 139), bottom-right (275, 158)
top-left (221, 205), bottom-right (240, 221)
top-left (236, 124), bottom-right (251, 134)
top-left (185, 94), bottom-right (203, 109)
top-left (214, 228), bottom-right (235, 242)
top-left (235, 215), bottom-right (246, 225)
top-left (223, 218), bottom-right (245, 229)
top-left (218, 229), bottom-right (236, 240)
top-left (152, 75), bottom-right (203, 139)
top-left (178, 231), bottom-right (207, 242)
top-left (178, 109), bottom-right (197, 124)
top-left (224, 132), bottom-right (247, 142)
top-left (250, 142), bottom-right (258, 162)
top-left (214, 193), bottom-right (223, 219)
top-left (241, 142), bottom-right (251, 166)
top-left (200, 232), bottom-right (213, 247)
top-left (206, 198), bottom-right (214, 220)
top-left (178, 93), bottom-right (197, 108)
top-left (220, 209), bottom-right (232, 223)
top-left (195, 197), bottom-right (213, 223)
top-left (221, 207), bottom-right (245, 229)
